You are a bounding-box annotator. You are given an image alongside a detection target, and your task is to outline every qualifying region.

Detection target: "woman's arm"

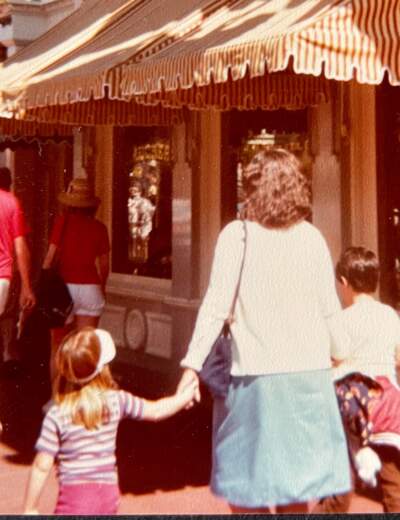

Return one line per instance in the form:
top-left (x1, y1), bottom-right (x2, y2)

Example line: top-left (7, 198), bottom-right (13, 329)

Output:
top-left (327, 313), bottom-right (352, 363)
top-left (141, 381), bottom-right (198, 422)
top-left (14, 236), bottom-right (36, 309)
top-left (42, 243), bottom-right (58, 269)
top-left (180, 221), bottom-right (245, 372)
top-left (177, 368), bottom-right (201, 405)
top-left (23, 452), bottom-right (54, 514)
top-left (315, 234), bottom-right (342, 319)
top-left (97, 253), bottom-right (110, 294)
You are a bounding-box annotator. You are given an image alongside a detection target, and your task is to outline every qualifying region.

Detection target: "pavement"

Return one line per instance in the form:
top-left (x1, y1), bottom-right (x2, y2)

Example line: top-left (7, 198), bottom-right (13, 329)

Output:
top-left (0, 353), bottom-right (386, 515)
top-left (0, 441), bottom-right (384, 515)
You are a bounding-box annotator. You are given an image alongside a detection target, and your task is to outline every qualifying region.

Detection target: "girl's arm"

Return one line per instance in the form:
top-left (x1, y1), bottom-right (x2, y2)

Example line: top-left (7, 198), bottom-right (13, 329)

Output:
top-left (141, 381), bottom-right (197, 422)
top-left (24, 452), bottom-right (54, 514)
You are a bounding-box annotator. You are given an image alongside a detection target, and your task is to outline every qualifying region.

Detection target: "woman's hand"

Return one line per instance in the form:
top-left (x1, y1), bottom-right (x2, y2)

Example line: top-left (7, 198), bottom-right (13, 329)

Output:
top-left (42, 244), bottom-right (58, 270)
top-left (20, 284), bottom-right (36, 310)
top-left (177, 368), bottom-right (201, 407)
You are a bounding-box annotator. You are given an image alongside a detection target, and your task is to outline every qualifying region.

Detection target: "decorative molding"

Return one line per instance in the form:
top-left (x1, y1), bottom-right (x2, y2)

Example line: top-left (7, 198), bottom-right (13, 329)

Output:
top-left (163, 295), bottom-right (200, 310)
top-left (125, 309), bottom-right (147, 351)
top-left (107, 272), bottom-right (171, 301)
top-left (98, 304), bottom-right (126, 347)
top-left (145, 312), bottom-right (172, 359)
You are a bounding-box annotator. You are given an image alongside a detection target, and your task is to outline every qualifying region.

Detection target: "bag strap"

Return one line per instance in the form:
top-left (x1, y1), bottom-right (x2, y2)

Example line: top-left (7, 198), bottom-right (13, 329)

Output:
top-left (227, 219), bottom-right (247, 323)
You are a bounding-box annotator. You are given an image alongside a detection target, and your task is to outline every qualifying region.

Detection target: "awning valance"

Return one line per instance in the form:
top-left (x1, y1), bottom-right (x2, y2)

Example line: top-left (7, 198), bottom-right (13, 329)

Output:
top-left (23, 98), bottom-right (183, 127)
top-left (136, 71), bottom-right (331, 111)
top-left (1, 0), bottom-right (399, 119)
top-left (0, 116), bottom-right (73, 137)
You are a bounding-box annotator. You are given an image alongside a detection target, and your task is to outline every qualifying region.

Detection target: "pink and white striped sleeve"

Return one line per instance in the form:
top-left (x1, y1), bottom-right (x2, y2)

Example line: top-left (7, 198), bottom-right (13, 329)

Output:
top-left (118, 390), bottom-right (144, 420)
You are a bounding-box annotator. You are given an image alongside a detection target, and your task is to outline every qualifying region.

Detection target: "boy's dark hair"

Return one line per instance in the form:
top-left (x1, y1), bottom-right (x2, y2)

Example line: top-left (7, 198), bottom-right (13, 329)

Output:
top-left (0, 167), bottom-right (12, 191)
top-left (336, 246), bottom-right (379, 293)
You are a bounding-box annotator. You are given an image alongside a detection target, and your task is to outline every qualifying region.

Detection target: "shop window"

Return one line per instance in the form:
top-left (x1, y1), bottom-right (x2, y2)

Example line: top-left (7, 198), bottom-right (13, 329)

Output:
top-left (112, 127), bottom-right (172, 279)
top-left (221, 109), bottom-right (311, 224)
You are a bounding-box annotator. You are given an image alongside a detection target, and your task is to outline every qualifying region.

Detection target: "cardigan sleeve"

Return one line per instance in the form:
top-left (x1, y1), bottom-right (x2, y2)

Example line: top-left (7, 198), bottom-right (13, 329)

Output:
top-left (327, 312), bottom-right (352, 361)
top-left (315, 232), bottom-right (342, 319)
top-left (180, 220), bottom-right (246, 371)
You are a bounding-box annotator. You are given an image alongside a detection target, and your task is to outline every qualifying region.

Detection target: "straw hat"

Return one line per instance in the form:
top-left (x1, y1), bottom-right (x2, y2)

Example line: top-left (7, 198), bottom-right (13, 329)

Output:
top-left (58, 178), bottom-right (100, 208)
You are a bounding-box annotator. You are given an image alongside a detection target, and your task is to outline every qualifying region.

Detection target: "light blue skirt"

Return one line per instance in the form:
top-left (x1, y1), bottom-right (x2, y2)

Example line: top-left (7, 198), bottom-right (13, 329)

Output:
top-left (210, 369), bottom-right (351, 508)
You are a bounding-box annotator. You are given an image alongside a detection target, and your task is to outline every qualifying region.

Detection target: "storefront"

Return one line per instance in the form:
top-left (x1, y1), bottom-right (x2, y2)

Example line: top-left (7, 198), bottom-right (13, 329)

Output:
top-left (0, 0), bottom-right (399, 375)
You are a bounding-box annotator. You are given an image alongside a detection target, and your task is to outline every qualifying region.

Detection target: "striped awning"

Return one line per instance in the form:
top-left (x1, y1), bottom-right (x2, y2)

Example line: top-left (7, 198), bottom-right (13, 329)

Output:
top-left (0, 0), bottom-right (137, 101)
top-left (119, 0), bottom-right (400, 97)
top-left (0, 116), bottom-right (73, 137)
top-left (22, 99), bottom-right (183, 126)
top-left (1, 0), bottom-right (230, 110)
top-left (0, 0), bottom-right (399, 119)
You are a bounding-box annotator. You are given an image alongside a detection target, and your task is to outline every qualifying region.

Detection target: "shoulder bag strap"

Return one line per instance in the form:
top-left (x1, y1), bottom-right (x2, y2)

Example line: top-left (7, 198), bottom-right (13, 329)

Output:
top-left (227, 219), bottom-right (247, 323)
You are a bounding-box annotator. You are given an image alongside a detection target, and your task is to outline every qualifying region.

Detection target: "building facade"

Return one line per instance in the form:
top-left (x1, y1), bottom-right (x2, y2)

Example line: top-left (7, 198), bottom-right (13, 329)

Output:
top-left (0, 0), bottom-right (397, 379)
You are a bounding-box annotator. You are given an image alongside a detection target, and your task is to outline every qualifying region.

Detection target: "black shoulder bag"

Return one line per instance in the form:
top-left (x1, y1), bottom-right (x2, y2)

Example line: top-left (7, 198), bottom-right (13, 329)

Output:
top-left (199, 220), bottom-right (247, 399)
top-left (37, 215), bottom-right (73, 328)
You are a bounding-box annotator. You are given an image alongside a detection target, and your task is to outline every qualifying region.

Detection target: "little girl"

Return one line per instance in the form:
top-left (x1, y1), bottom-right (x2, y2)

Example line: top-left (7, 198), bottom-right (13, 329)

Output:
top-left (23, 327), bottom-right (198, 515)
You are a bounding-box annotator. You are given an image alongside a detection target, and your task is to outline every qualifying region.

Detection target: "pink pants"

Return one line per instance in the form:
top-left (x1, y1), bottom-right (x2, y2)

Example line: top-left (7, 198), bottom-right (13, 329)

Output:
top-left (55, 482), bottom-right (120, 515)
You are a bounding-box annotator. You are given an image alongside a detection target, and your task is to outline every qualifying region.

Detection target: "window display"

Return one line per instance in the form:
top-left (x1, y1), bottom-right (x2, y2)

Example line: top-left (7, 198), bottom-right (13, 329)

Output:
top-left (112, 128), bottom-right (172, 279)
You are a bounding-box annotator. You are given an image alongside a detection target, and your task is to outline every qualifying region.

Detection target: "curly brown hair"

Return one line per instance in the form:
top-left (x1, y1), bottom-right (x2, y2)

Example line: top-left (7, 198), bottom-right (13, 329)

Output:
top-left (244, 148), bottom-right (311, 228)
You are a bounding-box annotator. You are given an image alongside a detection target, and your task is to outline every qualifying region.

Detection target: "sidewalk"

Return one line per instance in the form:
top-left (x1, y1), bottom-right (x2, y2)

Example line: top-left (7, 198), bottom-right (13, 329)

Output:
top-left (0, 360), bottom-right (385, 515)
top-left (0, 441), bottom-right (383, 515)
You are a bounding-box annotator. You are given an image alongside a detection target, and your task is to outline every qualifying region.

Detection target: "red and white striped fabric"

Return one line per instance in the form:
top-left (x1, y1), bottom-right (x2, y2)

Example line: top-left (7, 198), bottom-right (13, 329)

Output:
top-left (0, 0), bottom-right (399, 116)
top-left (119, 0), bottom-right (400, 96)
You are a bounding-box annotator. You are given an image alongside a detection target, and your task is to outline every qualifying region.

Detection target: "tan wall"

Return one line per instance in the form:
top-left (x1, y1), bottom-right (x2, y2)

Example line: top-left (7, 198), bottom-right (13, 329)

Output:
top-left (311, 83), bottom-right (378, 265)
top-left (198, 111), bottom-right (222, 296)
top-left (94, 126), bottom-right (113, 234)
top-left (342, 82), bottom-right (378, 254)
top-left (310, 100), bottom-right (342, 264)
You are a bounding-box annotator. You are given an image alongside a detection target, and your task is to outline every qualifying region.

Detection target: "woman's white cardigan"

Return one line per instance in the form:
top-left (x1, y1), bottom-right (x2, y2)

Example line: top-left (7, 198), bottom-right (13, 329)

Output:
top-left (181, 219), bottom-right (341, 376)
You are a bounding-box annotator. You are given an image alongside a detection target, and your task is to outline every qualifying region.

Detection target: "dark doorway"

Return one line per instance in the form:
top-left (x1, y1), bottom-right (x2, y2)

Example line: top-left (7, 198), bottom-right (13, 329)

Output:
top-left (220, 108), bottom-right (309, 227)
top-left (376, 81), bottom-right (400, 307)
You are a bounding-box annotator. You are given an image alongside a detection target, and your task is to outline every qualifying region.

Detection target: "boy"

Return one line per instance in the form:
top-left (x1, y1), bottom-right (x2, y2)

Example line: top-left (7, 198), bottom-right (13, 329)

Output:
top-left (315, 246), bottom-right (400, 513)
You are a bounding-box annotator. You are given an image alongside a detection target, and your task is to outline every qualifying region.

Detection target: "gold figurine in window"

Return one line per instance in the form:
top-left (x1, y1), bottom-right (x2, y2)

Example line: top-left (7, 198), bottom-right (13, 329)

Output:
top-left (127, 180), bottom-right (155, 264)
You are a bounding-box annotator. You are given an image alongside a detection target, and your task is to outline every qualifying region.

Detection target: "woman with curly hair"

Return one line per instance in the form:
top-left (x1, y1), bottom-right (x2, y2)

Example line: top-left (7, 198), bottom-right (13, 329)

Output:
top-left (177, 149), bottom-right (351, 513)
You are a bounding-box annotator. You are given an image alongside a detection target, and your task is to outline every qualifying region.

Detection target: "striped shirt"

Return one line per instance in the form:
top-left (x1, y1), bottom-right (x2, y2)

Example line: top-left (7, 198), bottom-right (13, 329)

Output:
top-left (36, 390), bottom-right (144, 484)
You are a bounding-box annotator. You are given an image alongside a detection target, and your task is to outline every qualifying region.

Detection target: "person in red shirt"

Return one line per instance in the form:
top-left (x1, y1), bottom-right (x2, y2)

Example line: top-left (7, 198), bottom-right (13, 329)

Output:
top-left (0, 167), bottom-right (35, 317)
top-left (42, 178), bottom-right (110, 377)
top-left (0, 166), bottom-right (35, 435)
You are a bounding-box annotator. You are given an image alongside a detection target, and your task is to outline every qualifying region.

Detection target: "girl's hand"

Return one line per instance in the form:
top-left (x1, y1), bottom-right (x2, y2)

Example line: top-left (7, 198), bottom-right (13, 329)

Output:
top-left (177, 368), bottom-right (201, 406)
top-left (178, 380), bottom-right (199, 409)
top-left (24, 509), bottom-right (39, 515)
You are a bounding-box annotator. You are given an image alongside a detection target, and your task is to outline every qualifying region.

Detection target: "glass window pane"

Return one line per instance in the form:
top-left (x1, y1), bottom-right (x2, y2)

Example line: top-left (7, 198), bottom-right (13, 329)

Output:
top-left (112, 127), bottom-right (172, 279)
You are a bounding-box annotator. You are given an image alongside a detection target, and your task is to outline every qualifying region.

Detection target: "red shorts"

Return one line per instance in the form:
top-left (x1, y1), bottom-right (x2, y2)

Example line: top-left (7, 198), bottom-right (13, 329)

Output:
top-left (55, 482), bottom-right (120, 515)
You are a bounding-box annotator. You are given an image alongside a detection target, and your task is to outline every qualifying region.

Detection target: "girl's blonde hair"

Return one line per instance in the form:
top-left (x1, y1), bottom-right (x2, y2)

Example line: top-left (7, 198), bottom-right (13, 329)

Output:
top-left (53, 327), bottom-right (117, 430)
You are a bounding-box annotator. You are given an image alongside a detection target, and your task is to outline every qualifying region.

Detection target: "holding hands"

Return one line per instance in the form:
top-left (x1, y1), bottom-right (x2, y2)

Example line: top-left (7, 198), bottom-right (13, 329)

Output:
top-left (177, 368), bottom-right (201, 409)
top-left (141, 371), bottom-right (200, 421)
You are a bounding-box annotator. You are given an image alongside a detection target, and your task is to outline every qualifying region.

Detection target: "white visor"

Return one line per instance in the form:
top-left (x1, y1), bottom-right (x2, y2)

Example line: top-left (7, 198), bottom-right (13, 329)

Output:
top-left (74, 329), bottom-right (116, 384)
